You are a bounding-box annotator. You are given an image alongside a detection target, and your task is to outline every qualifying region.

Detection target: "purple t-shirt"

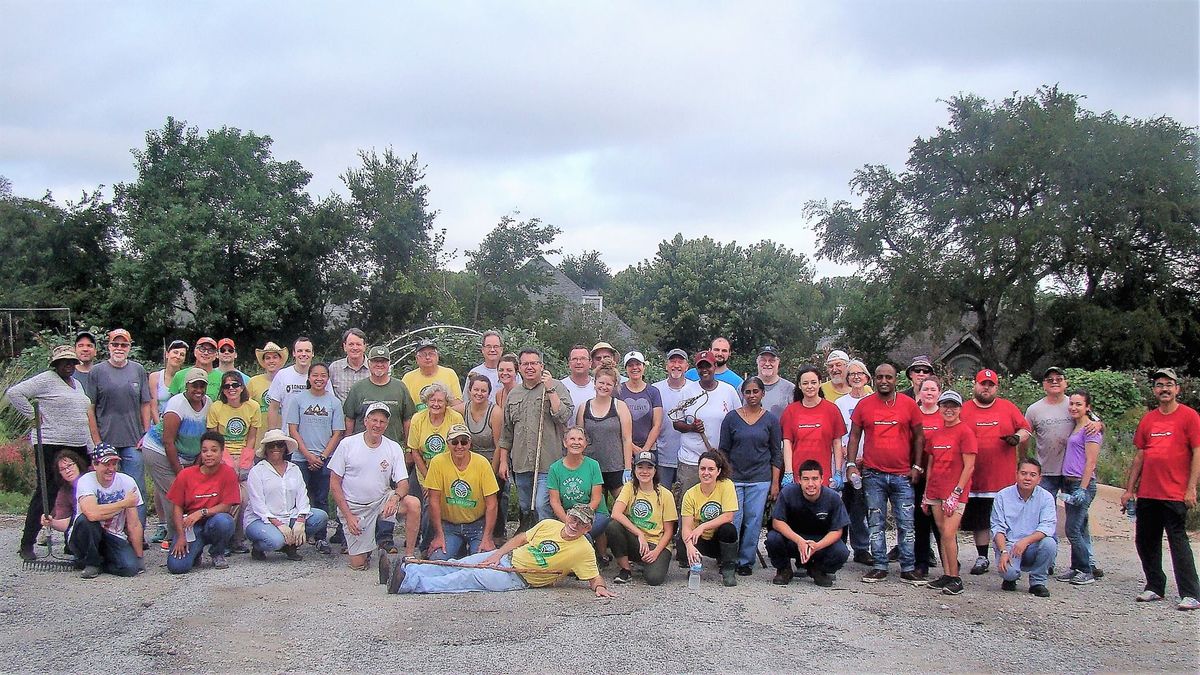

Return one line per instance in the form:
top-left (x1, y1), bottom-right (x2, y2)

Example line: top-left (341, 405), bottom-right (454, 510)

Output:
top-left (1062, 427), bottom-right (1102, 478)
top-left (618, 383), bottom-right (663, 448)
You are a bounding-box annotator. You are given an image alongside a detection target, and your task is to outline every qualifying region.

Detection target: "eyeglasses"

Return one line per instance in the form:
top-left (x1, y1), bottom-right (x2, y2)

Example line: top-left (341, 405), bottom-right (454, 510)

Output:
top-left (449, 438), bottom-right (472, 446)
top-left (520, 361), bottom-right (542, 367)
top-left (219, 348), bottom-right (236, 354)
top-left (848, 372), bottom-right (868, 378)
top-left (1043, 377), bottom-right (1065, 383)
top-left (1153, 382), bottom-right (1176, 390)
top-left (222, 382), bottom-right (243, 390)
top-left (197, 345), bottom-right (216, 353)
top-left (910, 368), bottom-right (932, 375)
top-left (110, 342), bottom-right (131, 349)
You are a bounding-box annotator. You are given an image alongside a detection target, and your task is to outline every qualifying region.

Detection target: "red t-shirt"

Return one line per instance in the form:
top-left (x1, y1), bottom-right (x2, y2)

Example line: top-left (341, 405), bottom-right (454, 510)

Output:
top-left (1133, 404), bottom-right (1200, 502)
top-left (851, 393), bottom-right (921, 474)
top-left (961, 398), bottom-right (1031, 495)
top-left (924, 422), bottom-right (978, 502)
top-left (166, 463), bottom-right (240, 513)
top-left (919, 408), bottom-right (943, 442)
top-left (780, 399), bottom-right (847, 479)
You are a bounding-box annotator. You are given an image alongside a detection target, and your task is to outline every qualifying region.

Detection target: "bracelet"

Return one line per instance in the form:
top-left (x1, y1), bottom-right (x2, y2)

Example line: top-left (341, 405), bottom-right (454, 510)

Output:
top-left (911, 465), bottom-right (924, 473)
top-left (845, 462), bottom-right (857, 468)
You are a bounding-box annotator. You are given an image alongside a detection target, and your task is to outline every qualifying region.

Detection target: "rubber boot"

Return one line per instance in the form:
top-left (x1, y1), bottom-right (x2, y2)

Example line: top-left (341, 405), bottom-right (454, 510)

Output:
top-left (719, 539), bottom-right (739, 587)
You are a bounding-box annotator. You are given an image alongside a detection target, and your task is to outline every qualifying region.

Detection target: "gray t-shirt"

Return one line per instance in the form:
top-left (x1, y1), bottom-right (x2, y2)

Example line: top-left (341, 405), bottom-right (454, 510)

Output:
top-left (1025, 397), bottom-right (1073, 476)
top-left (284, 389), bottom-right (346, 462)
top-left (90, 360), bottom-right (151, 447)
top-left (761, 378), bottom-right (796, 418)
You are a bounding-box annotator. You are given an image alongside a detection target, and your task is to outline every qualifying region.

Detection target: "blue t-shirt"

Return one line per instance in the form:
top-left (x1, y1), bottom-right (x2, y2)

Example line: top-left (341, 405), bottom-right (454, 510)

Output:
top-left (284, 389), bottom-right (345, 462)
top-left (684, 367), bottom-right (744, 391)
top-left (771, 485), bottom-right (850, 539)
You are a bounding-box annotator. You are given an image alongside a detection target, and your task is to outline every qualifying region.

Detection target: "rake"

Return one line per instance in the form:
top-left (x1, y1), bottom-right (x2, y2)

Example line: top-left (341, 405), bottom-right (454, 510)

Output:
top-left (24, 401), bottom-right (76, 572)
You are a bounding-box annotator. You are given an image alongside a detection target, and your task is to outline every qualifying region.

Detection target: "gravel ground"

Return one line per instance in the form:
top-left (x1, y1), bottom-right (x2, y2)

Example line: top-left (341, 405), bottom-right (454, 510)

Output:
top-left (1, 487), bottom-right (1197, 674)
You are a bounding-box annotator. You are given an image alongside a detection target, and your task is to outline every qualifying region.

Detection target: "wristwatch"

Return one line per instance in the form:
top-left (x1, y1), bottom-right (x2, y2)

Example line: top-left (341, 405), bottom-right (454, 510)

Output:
top-left (845, 462), bottom-right (857, 469)
top-left (201, 507), bottom-right (209, 517)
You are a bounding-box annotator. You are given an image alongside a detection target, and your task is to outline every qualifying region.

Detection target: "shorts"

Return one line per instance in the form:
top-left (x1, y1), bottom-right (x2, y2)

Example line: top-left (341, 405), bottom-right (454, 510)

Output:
top-left (923, 497), bottom-right (966, 516)
top-left (960, 497), bottom-right (993, 531)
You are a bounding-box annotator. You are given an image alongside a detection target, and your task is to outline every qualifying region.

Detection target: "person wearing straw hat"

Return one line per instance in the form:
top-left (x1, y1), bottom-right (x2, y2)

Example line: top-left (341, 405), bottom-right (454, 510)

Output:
top-left (6, 344), bottom-right (94, 561)
top-left (424, 424), bottom-right (500, 560)
top-left (249, 341), bottom-right (289, 419)
top-left (245, 429), bottom-right (330, 558)
top-left (384, 504), bottom-right (615, 597)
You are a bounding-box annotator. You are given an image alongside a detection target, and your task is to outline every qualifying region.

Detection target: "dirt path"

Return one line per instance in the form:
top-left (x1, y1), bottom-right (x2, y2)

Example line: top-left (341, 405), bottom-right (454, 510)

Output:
top-left (1, 486), bottom-right (1196, 673)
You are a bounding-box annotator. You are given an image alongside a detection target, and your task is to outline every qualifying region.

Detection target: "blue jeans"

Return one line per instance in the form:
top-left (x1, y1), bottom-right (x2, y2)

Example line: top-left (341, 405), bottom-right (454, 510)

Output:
top-left (1039, 474), bottom-right (1067, 497)
top-left (398, 551), bottom-right (529, 593)
top-left (657, 465), bottom-right (677, 493)
top-left (732, 481), bottom-right (771, 568)
top-left (431, 519), bottom-right (487, 560)
top-left (1062, 479), bottom-right (1097, 572)
top-left (863, 470), bottom-right (915, 571)
top-left (765, 529), bottom-right (850, 574)
top-left (293, 460), bottom-right (331, 514)
top-left (511, 472), bottom-right (552, 523)
top-left (167, 512), bottom-right (236, 574)
top-left (68, 516), bottom-right (141, 576)
top-left (117, 446), bottom-right (148, 527)
top-left (996, 536), bottom-right (1058, 586)
top-left (245, 509), bottom-right (330, 552)
top-left (841, 482), bottom-right (869, 554)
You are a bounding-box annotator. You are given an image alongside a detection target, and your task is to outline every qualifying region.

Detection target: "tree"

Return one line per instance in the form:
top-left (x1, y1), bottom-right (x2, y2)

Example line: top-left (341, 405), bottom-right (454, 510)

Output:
top-left (559, 250), bottom-right (612, 292)
top-left (462, 214), bottom-right (561, 326)
top-left (806, 87), bottom-right (1200, 373)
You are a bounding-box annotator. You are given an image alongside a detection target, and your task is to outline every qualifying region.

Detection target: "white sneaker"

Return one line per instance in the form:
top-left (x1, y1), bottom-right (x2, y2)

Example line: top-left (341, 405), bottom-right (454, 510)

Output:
top-left (1177, 597), bottom-right (1200, 611)
top-left (1135, 590), bottom-right (1163, 602)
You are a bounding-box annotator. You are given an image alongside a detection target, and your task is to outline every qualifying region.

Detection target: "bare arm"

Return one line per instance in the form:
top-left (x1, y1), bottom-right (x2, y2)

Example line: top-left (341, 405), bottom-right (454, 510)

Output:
top-left (616, 400), bottom-right (634, 471)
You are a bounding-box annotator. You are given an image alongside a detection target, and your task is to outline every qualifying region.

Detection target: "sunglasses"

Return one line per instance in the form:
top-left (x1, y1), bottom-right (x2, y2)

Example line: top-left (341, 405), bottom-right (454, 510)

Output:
top-left (197, 345), bottom-right (217, 352)
top-left (449, 438), bottom-right (472, 446)
top-left (910, 368), bottom-right (933, 375)
top-left (222, 382), bottom-right (243, 390)
top-left (219, 347), bottom-right (236, 354)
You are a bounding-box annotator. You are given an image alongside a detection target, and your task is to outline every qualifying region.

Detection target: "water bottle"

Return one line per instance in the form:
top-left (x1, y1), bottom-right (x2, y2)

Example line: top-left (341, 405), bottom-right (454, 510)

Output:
top-left (688, 563), bottom-right (702, 590)
top-left (1124, 499), bottom-right (1136, 522)
top-left (850, 471), bottom-right (863, 490)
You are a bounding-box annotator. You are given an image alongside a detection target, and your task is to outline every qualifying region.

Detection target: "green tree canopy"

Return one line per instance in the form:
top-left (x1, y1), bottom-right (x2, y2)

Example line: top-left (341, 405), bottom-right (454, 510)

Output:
top-left (559, 250), bottom-right (612, 292)
top-left (462, 214), bottom-right (561, 326)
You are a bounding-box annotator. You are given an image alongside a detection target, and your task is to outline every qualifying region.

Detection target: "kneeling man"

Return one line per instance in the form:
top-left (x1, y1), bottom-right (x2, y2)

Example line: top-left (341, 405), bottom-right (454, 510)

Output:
top-left (69, 444), bottom-right (145, 578)
top-left (991, 457), bottom-right (1058, 597)
top-left (424, 424), bottom-right (499, 560)
top-left (766, 459), bottom-right (850, 587)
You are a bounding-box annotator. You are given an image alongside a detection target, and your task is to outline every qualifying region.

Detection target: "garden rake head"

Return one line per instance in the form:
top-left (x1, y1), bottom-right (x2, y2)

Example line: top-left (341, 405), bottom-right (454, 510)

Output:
top-left (24, 530), bottom-right (76, 572)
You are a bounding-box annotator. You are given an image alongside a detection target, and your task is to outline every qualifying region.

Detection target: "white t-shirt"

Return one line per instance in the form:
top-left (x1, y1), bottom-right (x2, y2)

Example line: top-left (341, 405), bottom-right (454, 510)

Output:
top-left (677, 381), bottom-right (741, 466)
top-left (267, 366), bottom-right (311, 425)
top-left (835, 392), bottom-right (870, 456)
top-left (74, 471), bottom-right (143, 540)
top-left (560, 377), bottom-right (596, 410)
top-left (327, 432), bottom-right (409, 504)
top-left (653, 378), bottom-right (700, 468)
top-left (467, 364), bottom-right (501, 403)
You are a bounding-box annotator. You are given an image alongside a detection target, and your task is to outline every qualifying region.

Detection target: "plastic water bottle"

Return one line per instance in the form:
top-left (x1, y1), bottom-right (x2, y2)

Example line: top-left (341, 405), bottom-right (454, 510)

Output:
top-left (688, 563), bottom-right (702, 590)
top-left (850, 472), bottom-right (863, 490)
top-left (1124, 499), bottom-right (1137, 522)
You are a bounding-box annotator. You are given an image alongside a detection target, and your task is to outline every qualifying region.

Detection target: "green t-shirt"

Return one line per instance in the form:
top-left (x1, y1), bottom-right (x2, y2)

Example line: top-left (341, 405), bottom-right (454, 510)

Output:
top-left (546, 456), bottom-right (609, 514)
top-left (342, 377), bottom-right (417, 446)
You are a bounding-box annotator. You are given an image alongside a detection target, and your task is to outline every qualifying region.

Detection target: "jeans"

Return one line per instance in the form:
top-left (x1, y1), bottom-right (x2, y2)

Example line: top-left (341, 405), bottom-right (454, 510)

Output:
top-left (293, 460), bottom-right (331, 515)
top-left (22, 443), bottom-right (86, 548)
top-left (431, 519), bottom-right (487, 560)
top-left (68, 516), bottom-right (141, 576)
top-left (511, 472), bottom-right (552, 524)
top-left (117, 446), bottom-right (148, 527)
top-left (840, 481), bottom-right (870, 555)
top-left (863, 469), bottom-right (915, 571)
top-left (1039, 474), bottom-right (1068, 497)
top-left (732, 481), bottom-right (771, 568)
top-left (166, 512), bottom-right (236, 574)
top-left (1134, 498), bottom-right (1200, 600)
top-left (765, 529), bottom-right (849, 574)
top-left (995, 536), bottom-right (1057, 586)
top-left (657, 465), bottom-right (677, 494)
top-left (398, 551), bottom-right (529, 593)
top-left (245, 509), bottom-right (330, 552)
top-left (1061, 478), bottom-right (1097, 572)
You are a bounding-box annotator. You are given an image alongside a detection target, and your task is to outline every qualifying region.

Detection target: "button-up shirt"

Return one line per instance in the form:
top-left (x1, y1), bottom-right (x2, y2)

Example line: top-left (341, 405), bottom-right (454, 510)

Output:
top-left (329, 357), bottom-right (370, 403)
top-left (990, 484), bottom-right (1057, 544)
top-left (245, 459), bottom-right (311, 526)
top-left (500, 380), bottom-right (574, 474)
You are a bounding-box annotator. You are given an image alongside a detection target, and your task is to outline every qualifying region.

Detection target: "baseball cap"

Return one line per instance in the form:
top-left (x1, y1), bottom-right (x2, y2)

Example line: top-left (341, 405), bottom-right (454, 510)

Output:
top-left (937, 390), bottom-right (963, 406)
top-left (694, 349), bottom-right (716, 366)
top-left (591, 341), bottom-right (616, 356)
top-left (184, 367), bottom-right (209, 385)
top-left (90, 443), bottom-right (121, 464)
top-left (634, 450), bottom-right (656, 466)
top-left (365, 401), bottom-right (391, 417)
top-left (665, 348), bottom-right (688, 360)
top-left (1043, 366), bottom-right (1066, 379)
top-left (367, 346), bottom-right (391, 360)
top-left (74, 330), bottom-right (97, 344)
top-left (566, 504), bottom-right (596, 525)
top-left (48, 345), bottom-right (80, 365)
top-left (447, 424), bottom-right (472, 442)
top-left (623, 350), bottom-right (646, 366)
top-left (826, 349), bottom-right (850, 364)
top-left (1151, 367), bottom-right (1179, 383)
top-left (107, 328), bottom-right (132, 343)
top-left (196, 337), bottom-right (218, 349)
top-left (975, 369), bottom-right (999, 384)
top-left (758, 345), bottom-right (781, 357)
top-left (415, 339), bottom-right (437, 351)
top-left (906, 355), bottom-right (933, 375)
top-left (216, 338), bottom-right (236, 350)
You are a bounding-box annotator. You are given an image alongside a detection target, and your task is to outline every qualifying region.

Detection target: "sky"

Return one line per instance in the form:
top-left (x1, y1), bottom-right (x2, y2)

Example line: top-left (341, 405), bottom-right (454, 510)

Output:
top-left (2, 1), bottom-right (1196, 278)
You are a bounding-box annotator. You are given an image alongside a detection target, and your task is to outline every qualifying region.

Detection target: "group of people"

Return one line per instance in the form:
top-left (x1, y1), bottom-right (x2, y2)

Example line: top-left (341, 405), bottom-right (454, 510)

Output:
top-left (6, 330), bottom-right (1199, 611)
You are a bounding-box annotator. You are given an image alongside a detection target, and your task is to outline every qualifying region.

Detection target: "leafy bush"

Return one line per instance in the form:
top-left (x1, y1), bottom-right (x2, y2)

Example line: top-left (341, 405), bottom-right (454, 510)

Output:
top-left (0, 440), bottom-right (36, 494)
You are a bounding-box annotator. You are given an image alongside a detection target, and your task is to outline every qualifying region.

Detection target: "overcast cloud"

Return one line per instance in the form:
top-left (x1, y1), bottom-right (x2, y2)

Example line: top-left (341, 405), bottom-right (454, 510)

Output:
top-left (2, 1), bottom-right (1196, 277)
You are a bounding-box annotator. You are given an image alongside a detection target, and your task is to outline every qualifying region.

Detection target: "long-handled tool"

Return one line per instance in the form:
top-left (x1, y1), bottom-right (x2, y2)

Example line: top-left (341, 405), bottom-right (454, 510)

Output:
top-left (24, 401), bottom-right (76, 572)
top-left (401, 556), bottom-right (562, 576)
top-left (529, 383), bottom-right (547, 514)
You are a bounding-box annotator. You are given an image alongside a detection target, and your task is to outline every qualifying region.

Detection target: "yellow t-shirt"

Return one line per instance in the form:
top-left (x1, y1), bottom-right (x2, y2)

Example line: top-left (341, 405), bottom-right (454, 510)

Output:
top-left (247, 374), bottom-right (272, 414)
top-left (820, 380), bottom-right (872, 403)
top-left (681, 479), bottom-right (739, 540)
top-left (401, 366), bottom-right (464, 409)
top-left (615, 483), bottom-right (678, 546)
top-left (510, 519), bottom-right (600, 587)
top-left (407, 409), bottom-right (466, 483)
top-left (425, 451), bottom-right (500, 524)
top-left (206, 400), bottom-right (262, 462)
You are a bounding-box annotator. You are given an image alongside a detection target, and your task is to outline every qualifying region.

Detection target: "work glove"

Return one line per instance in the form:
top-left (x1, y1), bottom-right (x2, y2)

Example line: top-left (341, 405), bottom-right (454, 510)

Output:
top-left (291, 522), bottom-right (307, 546)
top-left (828, 471), bottom-right (844, 490)
top-left (781, 473), bottom-right (795, 487)
top-left (622, 469), bottom-right (632, 484)
top-left (941, 493), bottom-right (960, 516)
top-left (276, 524), bottom-right (295, 547)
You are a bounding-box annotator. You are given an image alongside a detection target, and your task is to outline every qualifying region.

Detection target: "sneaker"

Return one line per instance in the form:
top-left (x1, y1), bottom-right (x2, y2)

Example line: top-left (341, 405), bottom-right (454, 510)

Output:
top-left (1055, 569), bottom-right (1080, 583)
top-left (1029, 584), bottom-right (1050, 598)
top-left (772, 567), bottom-right (794, 585)
top-left (969, 556), bottom-right (989, 575)
top-left (316, 540), bottom-right (331, 555)
top-left (861, 569), bottom-right (888, 583)
top-left (926, 575), bottom-right (953, 590)
top-left (1177, 597), bottom-right (1200, 611)
top-left (80, 565), bottom-right (102, 579)
top-left (251, 548), bottom-right (266, 561)
top-left (149, 524), bottom-right (168, 544)
top-left (941, 577), bottom-right (965, 595)
top-left (160, 540), bottom-right (171, 551)
top-left (852, 551), bottom-right (873, 566)
top-left (900, 570), bottom-right (928, 586)
top-left (385, 558), bottom-right (406, 594)
top-left (1092, 566), bottom-right (1105, 579)
top-left (329, 530), bottom-right (346, 545)
top-left (37, 532), bottom-right (50, 547)
top-left (211, 554), bottom-right (229, 570)
top-left (736, 564), bottom-right (753, 577)
top-left (1070, 571), bottom-right (1095, 586)
top-left (1001, 579), bottom-right (1017, 592)
top-left (810, 569), bottom-right (834, 587)
top-left (378, 551), bottom-right (391, 585)
top-left (1135, 590), bottom-right (1163, 602)
top-left (599, 554), bottom-right (613, 569)
top-left (613, 569), bottom-right (633, 584)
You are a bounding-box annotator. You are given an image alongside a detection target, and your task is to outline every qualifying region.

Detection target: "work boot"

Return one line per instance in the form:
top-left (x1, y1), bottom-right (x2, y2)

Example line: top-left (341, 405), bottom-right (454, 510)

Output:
top-left (719, 539), bottom-right (739, 587)
top-left (378, 551), bottom-right (391, 585)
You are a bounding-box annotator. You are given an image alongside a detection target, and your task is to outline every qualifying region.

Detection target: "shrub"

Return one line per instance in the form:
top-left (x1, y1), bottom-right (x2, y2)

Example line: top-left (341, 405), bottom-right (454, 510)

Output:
top-left (0, 440), bottom-right (36, 494)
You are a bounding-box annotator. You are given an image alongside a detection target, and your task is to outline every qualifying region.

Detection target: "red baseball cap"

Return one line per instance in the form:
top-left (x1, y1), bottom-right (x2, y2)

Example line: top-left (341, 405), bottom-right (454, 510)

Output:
top-left (217, 338), bottom-right (236, 350)
top-left (694, 350), bottom-right (716, 366)
top-left (975, 369), bottom-right (999, 384)
top-left (196, 337), bottom-right (218, 349)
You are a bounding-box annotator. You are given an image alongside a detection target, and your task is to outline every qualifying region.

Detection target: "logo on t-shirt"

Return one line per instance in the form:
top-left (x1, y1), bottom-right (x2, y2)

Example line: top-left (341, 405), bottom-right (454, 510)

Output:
top-left (631, 497), bottom-right (657, 529)
top-left (423, 434), bottom-right (446, 461)
top-left (526, 540), bottom-right (561, 567)
top-left (975, 421), bottom-right (999, 427)
top-left (796, 423), bottom-right (822, 430)
top-left (225, 416), bottom-right (248, 437)
top-left (873, 420), bottom-right (898, 426)
top-left (446, 479), bottom-right (477, 508)
top-left (379, 460), bottom-right (390, 473)
top-left (561, 475), bottom-right (586, 503)
top-left (1149, 431), bottom-right (1173, 438)
top-left (626, 397), bottom-right (652, 421)
top-left (302, 404), bottom-right (329, 417)
top-left (699, 500), bottom-right (722, 522)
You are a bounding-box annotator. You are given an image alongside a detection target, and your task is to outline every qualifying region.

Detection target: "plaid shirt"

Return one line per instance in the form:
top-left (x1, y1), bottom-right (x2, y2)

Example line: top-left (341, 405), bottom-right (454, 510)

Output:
top-left (329, 357), bottom-right (370, 403)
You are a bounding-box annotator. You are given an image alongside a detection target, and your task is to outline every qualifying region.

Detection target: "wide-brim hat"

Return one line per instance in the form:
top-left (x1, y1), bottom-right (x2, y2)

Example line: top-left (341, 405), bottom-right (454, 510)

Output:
top-left (255, 342), bottom-right (289, 368)
top-left (49, 345), bottom-right (80, 366)
top-left (256, 428), bottom-right (298, 458)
